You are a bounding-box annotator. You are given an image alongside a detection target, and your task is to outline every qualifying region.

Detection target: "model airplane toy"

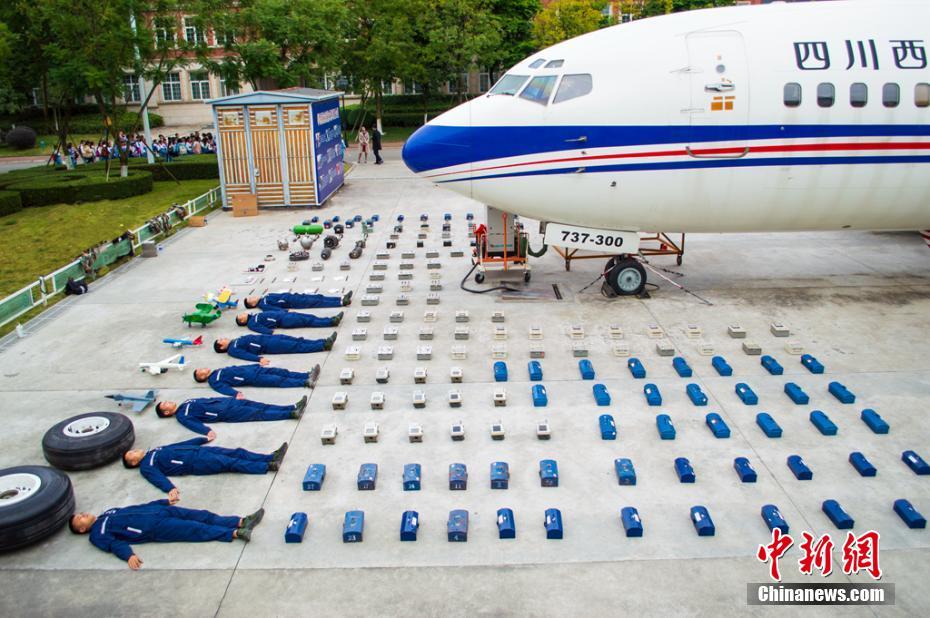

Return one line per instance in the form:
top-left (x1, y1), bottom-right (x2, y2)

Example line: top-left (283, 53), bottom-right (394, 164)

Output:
top-left (106, 390), bottom-right (158, 412)
top-left (138, 354), bottom-right (186, 375)
top-left (205, 287), bottom-right (238, 310)
top-left (163, 335), bottom-right (203, 348)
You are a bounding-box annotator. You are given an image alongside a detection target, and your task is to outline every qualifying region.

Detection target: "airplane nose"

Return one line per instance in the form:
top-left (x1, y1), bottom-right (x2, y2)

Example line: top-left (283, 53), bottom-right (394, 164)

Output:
top-left (402, 105), bottom-right (474, 176)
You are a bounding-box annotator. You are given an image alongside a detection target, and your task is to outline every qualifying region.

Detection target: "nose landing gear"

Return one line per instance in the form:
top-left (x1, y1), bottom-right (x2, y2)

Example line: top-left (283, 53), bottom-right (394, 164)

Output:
top-left (604, 255), bottom-right (647, 296)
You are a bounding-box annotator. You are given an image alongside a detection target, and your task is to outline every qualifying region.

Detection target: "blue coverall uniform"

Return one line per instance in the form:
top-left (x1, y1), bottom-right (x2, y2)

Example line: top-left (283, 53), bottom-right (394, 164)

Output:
top-left (175, 397), bottom-right (296, 435)
top-left (207, 364), bottom-right (310, 396)
top-left (89, 499), bottom-right (240, 562)
top-left (257, 292), bottom-right (342, 311)
top-left (227, 333), bottom-right (325, 362)
top-left (139, 437), bottom-right (273, 493)
top-left (246, 310), bottom-right (335, 334)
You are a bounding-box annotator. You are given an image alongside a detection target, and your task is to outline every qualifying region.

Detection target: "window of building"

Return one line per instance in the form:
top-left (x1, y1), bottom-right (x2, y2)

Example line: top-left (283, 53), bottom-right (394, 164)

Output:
top-left (219, 79), bottom-right (238, 98)
top-left (817, 82), bottom-right (834, 107)
top-left (31, 87), bottom-right (44, 106)
top-left (479, 72), bottom-right (491, 93)
top-left (553, 74), bottom-right (593, 104)
top-left (529, 59), bottom-right (546, 69)
top-left (915, 83), bottom-right (930, 107)
top-left (882, 83), bottom-right (900, 108)
top-left (154, 18), bottom-right (175, 46)
top-left (783, 82), bottom-right (801, 107)
top-left (404, 81), bottom-right (423, 95)
top-left (519, 75), bottom-right (557, 105)
top-left (123, 74), bottom-right (141, 103)
top-left (184, 17), bottom-right (205, 46)
top-left (162, 72), bottom-right (182, 102)
top-left (489, 74), bottom-right (529, 96)
top-left (850, 83), bottom-right (868, 108)
top-left (216, 29), bottom-right (235, 47)
top-left (190, 71), bottom-right (211, 100)
top-left (544, 59), bottom-right (564, 69)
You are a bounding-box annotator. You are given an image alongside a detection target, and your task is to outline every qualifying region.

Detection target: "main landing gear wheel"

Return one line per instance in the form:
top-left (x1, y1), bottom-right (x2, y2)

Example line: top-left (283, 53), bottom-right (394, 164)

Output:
top-left (606, 256), bottom-right (646, 296)
top-left (42, 412), bottom-right (135, 471)
top-left (0, 465), bottom-right (75, 552)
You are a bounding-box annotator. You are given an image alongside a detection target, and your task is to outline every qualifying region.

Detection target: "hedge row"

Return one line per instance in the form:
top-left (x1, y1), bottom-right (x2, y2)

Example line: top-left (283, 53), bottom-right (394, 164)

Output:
top-left (345, 109), bottom-right (447, 128)
top-left (0, 190), bottom-right (22, 216)
top-left (85, 155), bottom-right (219, 181)
top-left (0, 111), bottom-right (164, 136)
top-left (7, 170), bottom-right (153, 208)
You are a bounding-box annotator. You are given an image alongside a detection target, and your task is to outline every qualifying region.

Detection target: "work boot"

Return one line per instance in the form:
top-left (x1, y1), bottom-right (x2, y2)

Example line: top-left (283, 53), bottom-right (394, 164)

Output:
top-left (331, 311), bottom-right (344, 326)
top-left (236, 527), bottom-right (251, 542)
top-left (291, 396), bottom-right (308, 418)
top-left (341, 291), bottom-right (353, 306)
top-left (240, 507), bottom-right (265, 530)
top-left (323, 332), bottom-right (338, 351)
top-left (271, 442), bottom-right (289, 466)
top-left (306, 364), bottom-right (321, 389)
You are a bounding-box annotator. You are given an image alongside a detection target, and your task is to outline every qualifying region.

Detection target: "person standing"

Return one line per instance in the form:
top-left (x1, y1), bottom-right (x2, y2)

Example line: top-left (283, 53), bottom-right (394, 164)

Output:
top-left (372, 125), bottom-right (383, 165)
top-left (356, 126), bottom-right (370, 164)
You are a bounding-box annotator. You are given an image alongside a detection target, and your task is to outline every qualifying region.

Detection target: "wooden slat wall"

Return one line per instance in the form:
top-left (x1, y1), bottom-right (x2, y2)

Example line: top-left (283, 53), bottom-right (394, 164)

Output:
top-left (249, 106), bottom-right (285, 207)
top-left (216, 107), bottom-right (250, 198)
top-left (283, 105), bottom-right (316, 205)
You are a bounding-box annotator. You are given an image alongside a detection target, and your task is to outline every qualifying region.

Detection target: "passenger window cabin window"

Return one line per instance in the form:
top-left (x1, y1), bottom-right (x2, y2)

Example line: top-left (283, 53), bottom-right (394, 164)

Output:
top-left (915, 83), bottom-right (930, 107)
top-left (553, 74), bottom-right (593, 104)
top-left (783, 83), bottom-right (801, 107)
top-left (545, 59), bottom-right (564, 68)
top-left (882, 83), bottom-right (900, 108)
top-left (489, 74), bottom-right (529, 96)
top-left (850, 83), bottom-right (868, 108)
top-left (817, 83), bottom-right (835, 107)
top-left (529, 59), bottom-right (546, 69)
top-left (519, 75), bottom-right (558, 105)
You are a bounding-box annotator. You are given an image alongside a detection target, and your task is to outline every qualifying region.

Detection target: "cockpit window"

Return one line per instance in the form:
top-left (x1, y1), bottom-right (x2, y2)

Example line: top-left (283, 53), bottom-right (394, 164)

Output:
top-left (529, 59), bottom-right (546, 69)
top-left (545, 59), bottom-right (564, 68)
top-left (489, 74), bottom-right (530, 96)
top-left (519, 76), bottom-right (557, 105)
top-left (553, 74), bottom-right (593, 104)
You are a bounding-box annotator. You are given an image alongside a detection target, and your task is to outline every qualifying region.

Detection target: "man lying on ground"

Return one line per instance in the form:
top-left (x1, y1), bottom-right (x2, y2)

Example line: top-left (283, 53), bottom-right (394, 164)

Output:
top-left (213, 332), bottom-right (337, 364)
top-left (193, 363), bottom-right (321, 397)
top-left (123, 439), bottom-right (288, 503)
top-left (155, 396), bottom-right (307, 440)
top-left (70, 501), bottom-right (264, 570)
top-left (236, 309), bottom-right (343, 334)
top-left (243, 290), bottom-right (352, 310)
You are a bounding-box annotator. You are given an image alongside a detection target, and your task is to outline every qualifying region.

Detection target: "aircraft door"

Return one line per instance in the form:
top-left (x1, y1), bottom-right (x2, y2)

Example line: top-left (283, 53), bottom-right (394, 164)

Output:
top-left (685, 31), bottom-right (750, 157)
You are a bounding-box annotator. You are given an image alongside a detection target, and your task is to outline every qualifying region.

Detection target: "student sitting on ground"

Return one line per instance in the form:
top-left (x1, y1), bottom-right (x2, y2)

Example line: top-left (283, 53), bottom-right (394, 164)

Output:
top-left (193, 363), bottom-right (321, 397)
top-left (70, 502), bottom-right (264, 570)
top-left (155, 395), bottom-right (307, 440)
top-left (213, 332), bottom-right (337, 363)
top-left (235, 309), bottom-right (342, 334)
top-left (243, 291), bottom-right (352, 311)
top-left (123, 438), bottom-right (289, 504)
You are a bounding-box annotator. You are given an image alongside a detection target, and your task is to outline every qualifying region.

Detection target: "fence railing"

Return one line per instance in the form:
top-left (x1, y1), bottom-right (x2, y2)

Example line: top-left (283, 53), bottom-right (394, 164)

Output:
top-left (0, 186), bottom-right (221, 330)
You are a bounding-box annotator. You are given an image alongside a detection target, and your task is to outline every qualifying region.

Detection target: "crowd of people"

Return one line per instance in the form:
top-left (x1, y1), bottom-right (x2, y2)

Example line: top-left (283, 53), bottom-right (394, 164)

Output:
top-left (57, 131), bottom-right (217, 167)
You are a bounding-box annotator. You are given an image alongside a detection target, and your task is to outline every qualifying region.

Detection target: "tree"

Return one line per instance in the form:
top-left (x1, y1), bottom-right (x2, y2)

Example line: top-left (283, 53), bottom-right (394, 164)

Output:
top-left (488, 0), bottom-right (541, 73)
top-left (196, 0), bottom-right (350, 91)
top-left (0, 22), bottom-right (22, 114)
top-left (532, 0), bottom-right (606, 50)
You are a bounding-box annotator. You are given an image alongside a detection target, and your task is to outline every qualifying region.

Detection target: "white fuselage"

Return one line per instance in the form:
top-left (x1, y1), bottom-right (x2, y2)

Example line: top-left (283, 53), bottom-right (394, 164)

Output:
top-left (401, 0), bottom-right (930, 233)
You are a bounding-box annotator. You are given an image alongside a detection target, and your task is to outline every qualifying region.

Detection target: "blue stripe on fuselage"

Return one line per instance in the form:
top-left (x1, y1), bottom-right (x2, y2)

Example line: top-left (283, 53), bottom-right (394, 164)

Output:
top-left (402, 124), bottom-right (930, 173)
top-left (436, 154), bottom-right (930, 183)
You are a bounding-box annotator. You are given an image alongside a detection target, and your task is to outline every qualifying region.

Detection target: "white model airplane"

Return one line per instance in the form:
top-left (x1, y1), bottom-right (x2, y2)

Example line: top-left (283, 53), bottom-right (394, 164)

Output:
top-left (403, 0), bottom-right (930, 295)
top-left (138, 354), bottom-right (186, 375)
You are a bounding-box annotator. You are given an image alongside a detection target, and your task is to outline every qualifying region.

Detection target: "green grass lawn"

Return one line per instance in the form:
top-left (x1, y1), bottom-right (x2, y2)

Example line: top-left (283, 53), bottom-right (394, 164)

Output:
top-left (0, 134), bottom-right (101, 158)
top-left (0, 178), bottom-right (218, 297)
top-left (346, 126), bottom-right (419, 145)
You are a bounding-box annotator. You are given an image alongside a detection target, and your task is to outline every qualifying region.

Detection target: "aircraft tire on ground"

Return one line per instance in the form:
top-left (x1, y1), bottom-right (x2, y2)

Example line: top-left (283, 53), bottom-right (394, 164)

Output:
top-left (0, 465), bottom-right (75, 552)
top-left (42, 412), bottom-right (135, 471)
top-left (606, 257), bottom-right (647, 296)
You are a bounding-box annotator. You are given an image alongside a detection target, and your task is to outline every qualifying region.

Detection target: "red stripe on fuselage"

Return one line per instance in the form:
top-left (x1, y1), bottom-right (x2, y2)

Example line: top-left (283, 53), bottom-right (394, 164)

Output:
top-left (424, 141), bottom-right (930, 179)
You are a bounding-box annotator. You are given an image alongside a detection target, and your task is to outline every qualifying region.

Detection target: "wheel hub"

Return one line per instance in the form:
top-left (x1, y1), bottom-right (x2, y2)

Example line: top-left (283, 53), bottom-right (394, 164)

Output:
top-left (616, 267), bottom-right (643, 293)
top-left (63, 416), bottom-right (111, 438)
top-left (0, 473), bottom-right (42, 507)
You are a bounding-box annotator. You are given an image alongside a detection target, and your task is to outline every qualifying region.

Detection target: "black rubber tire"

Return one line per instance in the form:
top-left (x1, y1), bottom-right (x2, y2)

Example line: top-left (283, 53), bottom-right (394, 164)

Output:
top-left (0, 465), bottom-right (75, 552)
top-left (42, 412), bottom-right (135, 471)
top-left (475, 272), bottom-right (485, 284)
top-left (524, 271), bottom-right (531, 283)
top-left (606, 258), bottom-right (647, 296)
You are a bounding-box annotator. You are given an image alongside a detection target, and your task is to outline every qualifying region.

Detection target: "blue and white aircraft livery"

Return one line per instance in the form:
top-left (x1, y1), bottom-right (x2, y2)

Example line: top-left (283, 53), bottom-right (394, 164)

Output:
top-left (403, 0), bottom-right (930, 242)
